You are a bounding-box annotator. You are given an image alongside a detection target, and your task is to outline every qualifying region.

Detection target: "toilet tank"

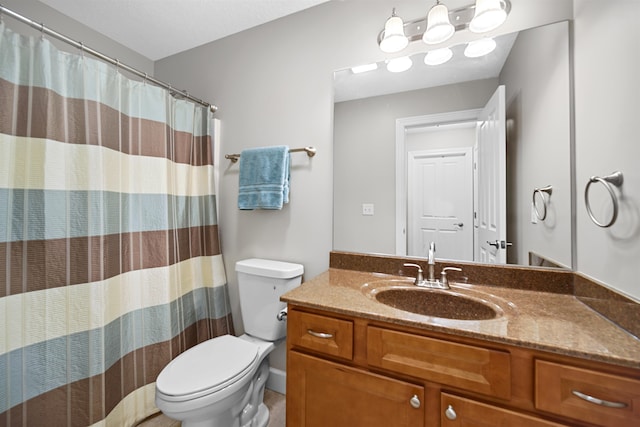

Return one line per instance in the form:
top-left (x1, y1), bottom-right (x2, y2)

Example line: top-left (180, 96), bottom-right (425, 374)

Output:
top-left (236, 258), bottom-right (304, 341)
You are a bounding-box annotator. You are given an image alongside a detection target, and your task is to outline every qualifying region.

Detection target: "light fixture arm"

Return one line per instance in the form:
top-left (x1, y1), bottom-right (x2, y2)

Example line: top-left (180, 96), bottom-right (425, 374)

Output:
top-left (377, 0), bottom-right (511, 47)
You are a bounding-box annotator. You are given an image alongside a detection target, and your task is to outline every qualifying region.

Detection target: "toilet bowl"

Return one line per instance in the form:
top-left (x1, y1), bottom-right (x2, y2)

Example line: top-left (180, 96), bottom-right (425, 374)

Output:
top-left (155, 259), bottom-right (303, 427)
top-left (155, 334), bottom-right (273, 427)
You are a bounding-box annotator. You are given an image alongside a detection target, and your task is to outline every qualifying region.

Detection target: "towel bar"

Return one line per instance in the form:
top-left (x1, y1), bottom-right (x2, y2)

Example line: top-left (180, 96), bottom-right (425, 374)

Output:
top-left (225, 146), bottom-right (316, 163)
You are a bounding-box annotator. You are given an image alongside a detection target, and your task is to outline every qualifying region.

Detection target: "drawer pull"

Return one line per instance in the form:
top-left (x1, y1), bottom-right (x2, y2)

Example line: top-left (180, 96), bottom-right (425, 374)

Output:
top-left (571, 390), bottom-right (628, 408)
top-left (307, 329), bottom-right (334, 339)
top-left (409, 394), bottom-right (421, 409)
top-left (445, 405), bottom-right (457, 420)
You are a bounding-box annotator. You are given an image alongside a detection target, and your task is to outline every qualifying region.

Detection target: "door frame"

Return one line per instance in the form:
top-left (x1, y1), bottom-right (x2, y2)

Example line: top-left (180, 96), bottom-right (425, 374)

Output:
top-left (395, 109), bottom-right (482, 255)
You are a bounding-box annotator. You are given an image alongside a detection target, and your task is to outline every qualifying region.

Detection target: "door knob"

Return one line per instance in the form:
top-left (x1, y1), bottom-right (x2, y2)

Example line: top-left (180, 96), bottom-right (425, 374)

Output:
top-left (453, 222), bottom-right (463, 227)
top-left (487, 240), bottom-right (513, 249)
top-left (445, 405), bottom-right (457, 420)
top-left (409, 394), bottom-right (421, 409)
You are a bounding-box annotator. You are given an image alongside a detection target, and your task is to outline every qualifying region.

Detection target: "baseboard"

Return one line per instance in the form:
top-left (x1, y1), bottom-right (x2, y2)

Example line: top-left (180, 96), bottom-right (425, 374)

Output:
top-left (266, 367), bottom-right (286, 394)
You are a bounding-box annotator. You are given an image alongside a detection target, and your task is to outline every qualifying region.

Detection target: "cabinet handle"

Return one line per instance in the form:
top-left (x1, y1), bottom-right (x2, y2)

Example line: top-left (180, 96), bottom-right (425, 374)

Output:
top-left (444, 405), bottom-right (457, 420)
top-left (571, 390), bottom-right (628, 408)
top-left (307, 329), bottom-right (333, 339)
top-left (409, 394), bottom-right (421, 409)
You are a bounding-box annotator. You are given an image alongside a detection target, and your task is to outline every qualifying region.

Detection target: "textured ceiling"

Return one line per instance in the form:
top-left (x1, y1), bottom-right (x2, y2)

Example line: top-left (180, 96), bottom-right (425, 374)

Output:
top-left (38, 0), bottom-right (330, 60)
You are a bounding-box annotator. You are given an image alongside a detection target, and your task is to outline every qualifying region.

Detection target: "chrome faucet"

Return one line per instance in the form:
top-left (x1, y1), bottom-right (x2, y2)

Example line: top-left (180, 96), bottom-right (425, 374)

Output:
top-left (427, 242), bottom-right (436, 282)
top-left (404, 259), bottom-right (464, 290)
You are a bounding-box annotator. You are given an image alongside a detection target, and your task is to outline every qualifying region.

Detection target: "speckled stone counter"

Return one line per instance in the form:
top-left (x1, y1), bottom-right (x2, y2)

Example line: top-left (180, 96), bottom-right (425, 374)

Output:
top-left (282, 267), bottom-right (640, 369)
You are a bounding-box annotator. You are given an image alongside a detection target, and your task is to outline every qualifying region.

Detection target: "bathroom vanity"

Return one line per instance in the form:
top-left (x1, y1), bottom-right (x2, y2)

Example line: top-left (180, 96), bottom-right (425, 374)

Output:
top-left (282, 253), bottom-right (640, 427)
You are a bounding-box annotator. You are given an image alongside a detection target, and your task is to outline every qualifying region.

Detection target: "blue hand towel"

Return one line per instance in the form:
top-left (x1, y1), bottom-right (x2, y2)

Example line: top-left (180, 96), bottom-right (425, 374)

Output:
top-left (238, 145), bottom-right (290, 210)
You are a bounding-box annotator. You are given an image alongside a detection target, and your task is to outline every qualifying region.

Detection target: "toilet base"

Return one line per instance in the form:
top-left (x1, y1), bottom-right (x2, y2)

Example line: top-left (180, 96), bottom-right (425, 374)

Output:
top-left (179, 403), bottom-right (269, 427)
top-left (249, 403), bottom-right (269, 427)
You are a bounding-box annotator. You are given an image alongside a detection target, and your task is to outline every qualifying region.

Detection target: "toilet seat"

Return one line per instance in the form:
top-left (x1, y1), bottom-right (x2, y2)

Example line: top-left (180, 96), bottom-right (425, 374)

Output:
top-left (156, 335), bottom-right (259, 401)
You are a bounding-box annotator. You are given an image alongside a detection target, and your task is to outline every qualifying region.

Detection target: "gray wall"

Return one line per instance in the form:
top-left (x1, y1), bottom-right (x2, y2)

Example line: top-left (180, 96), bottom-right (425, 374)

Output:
top-left (333, 79), bottom-right (497, 255)
top-left (574, 0), bottom-right (640, 299)
top-left (501, 21), bottom-right (572, 267)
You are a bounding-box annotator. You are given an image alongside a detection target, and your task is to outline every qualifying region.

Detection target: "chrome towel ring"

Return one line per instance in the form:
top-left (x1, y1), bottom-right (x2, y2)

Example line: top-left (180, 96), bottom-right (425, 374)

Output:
top-left (584, 171), bottom-right (624, 228)
top-left (532, 185), bottom-right (553, 221)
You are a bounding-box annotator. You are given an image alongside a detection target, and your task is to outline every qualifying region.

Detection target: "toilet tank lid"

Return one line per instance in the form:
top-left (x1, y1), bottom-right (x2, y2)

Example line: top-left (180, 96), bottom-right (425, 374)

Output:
top-left (235, 258), bottom-right (303, 279)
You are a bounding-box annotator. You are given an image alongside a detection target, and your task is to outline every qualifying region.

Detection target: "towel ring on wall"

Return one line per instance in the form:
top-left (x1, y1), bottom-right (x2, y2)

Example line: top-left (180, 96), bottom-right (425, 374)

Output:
top-left (584, 171), bottom-right (624, 228)
top-left (532, 185), bottom-right (553, 221)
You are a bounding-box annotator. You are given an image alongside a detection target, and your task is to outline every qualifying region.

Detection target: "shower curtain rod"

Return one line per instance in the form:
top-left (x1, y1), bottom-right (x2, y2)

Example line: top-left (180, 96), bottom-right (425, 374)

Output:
top-left (0, 4), bottom-right (218, 113)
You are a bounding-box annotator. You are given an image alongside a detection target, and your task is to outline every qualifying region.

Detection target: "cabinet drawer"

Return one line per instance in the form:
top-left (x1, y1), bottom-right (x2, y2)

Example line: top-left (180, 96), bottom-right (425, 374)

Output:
top-left (367, 326), bottom-right (511, 399)
top-left (535, 359), bottom-right (640, 427)
top-left (288, 310), bottom-right (353, 360)
top-left (441, 393), bottom-right (568, 426)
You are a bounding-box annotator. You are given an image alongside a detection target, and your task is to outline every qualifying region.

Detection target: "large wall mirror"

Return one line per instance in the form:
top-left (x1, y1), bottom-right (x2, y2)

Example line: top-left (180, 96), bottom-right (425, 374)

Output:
top-left (333, 20), bottom-right (572, 269)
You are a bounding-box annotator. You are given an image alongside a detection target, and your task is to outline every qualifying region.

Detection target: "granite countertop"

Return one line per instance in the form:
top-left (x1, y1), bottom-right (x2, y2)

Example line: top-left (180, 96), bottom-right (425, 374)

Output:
top-left (281, 268), bottom-right (640, 369)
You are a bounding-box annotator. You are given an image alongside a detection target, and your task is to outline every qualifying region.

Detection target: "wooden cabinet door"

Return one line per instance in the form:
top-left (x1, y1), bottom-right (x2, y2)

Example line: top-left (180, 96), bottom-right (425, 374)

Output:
top-left (287, 351), bottom-right (425, 427)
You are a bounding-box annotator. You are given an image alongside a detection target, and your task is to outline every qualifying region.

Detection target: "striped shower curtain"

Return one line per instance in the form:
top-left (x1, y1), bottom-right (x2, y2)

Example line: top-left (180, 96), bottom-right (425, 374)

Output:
top-left (0, 23), bottom-right (233, 426)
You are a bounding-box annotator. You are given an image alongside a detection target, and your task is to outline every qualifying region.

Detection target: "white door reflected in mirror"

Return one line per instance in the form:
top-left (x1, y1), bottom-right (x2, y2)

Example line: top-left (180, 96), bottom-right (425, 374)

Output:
top-left (408, 147), bottom-right (473, 261)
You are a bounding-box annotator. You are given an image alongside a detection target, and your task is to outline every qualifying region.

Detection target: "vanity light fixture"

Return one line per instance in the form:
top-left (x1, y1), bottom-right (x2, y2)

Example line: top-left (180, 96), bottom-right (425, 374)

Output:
top-left (423, 1), bottom-right (455, 45)
top-left (424, 47), bottom-right (453, 65)
top-left (378, 0), bottom-right (510, 52)
top-left (387, 56), bottom-right (413, 73)
top-left (379, 8), bottom-right (409, 53)
top-left (464, 37), bottom-right (497, 57)
top-left (351, 63), bottom-right (378, 74)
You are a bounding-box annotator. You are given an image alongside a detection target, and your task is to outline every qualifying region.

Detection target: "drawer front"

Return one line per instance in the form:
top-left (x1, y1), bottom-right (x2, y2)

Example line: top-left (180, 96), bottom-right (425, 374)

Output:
top-left (288, 310), bottom-right (353, 360)
top-left (367, 326), bottom-right (511, 399)
top-left (441, 393), bottom-right (568, 427)
top-left (535, 359), bottom-right (640, 427)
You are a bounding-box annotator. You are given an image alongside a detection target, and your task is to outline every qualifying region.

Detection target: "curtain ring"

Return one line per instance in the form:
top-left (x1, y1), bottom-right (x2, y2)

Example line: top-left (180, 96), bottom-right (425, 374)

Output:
top-left (40, 22), bottom-right (45, 39)
top-left (584, 171), bottom-right (623, 228)
top-left (532, 185), bottom-right (553, 221)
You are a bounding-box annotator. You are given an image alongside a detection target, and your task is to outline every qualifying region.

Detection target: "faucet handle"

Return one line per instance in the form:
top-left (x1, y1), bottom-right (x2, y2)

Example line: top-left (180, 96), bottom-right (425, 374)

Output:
top-left (403, 263), bottom-right (424, 284)
top-left (441, 266), bottom-right (462, 287)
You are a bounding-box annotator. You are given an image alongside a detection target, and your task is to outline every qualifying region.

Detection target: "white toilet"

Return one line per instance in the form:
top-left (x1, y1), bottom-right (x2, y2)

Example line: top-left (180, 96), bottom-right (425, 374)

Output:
top-left (155, 258), bottom-right (304, 427)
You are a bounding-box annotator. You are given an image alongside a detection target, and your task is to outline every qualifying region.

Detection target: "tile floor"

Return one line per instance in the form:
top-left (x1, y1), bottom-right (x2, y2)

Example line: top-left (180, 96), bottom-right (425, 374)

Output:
top-left (137, 389), bottom-right (286, 427)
